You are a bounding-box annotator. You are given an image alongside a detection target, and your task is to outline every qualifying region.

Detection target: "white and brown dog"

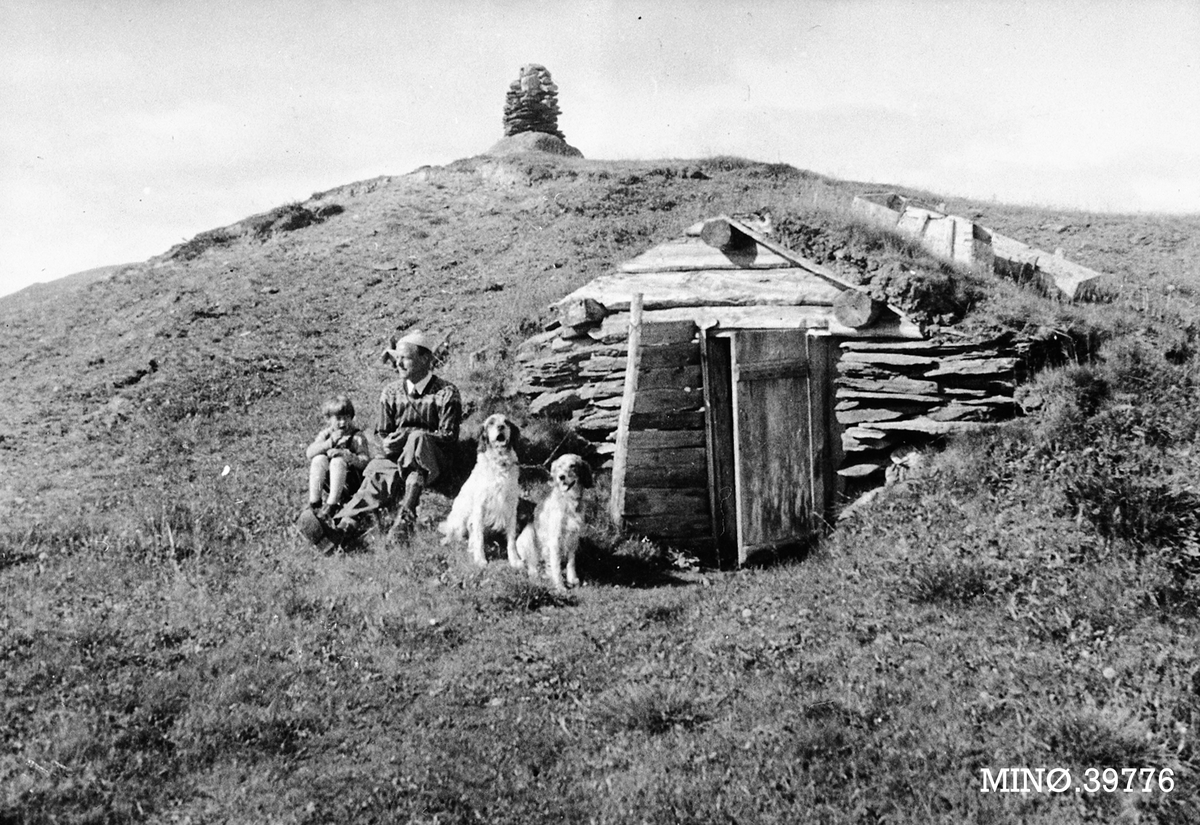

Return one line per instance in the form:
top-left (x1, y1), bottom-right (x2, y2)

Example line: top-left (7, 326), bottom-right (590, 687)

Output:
top-left (517, 453), bottom-right (593, 590)
top-left (439, 413), bottom-right (522, 568)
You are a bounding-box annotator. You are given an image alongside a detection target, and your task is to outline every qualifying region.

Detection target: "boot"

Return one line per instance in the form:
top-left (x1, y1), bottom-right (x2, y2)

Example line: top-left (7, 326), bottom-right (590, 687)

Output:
top-left (388, 471), bottom-right (425, 542)
top-left (400, 470), bottom-right (425, 516)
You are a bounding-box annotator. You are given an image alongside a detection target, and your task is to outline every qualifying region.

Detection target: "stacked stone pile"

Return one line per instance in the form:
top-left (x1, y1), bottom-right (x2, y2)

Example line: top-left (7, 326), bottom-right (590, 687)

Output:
top-left (503, 63), bottom-right (565, 140)
top-left (835, 330), bottom-right (1087, 480)
top-left (516, 309), bottom-right (632, 466)
top-left (835, 337), bottom-right (1020, 480)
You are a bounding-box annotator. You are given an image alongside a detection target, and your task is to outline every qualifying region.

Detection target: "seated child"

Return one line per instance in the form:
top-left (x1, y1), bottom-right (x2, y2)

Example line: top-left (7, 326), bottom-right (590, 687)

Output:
top-left (306, 394), bottom-right (372, 522)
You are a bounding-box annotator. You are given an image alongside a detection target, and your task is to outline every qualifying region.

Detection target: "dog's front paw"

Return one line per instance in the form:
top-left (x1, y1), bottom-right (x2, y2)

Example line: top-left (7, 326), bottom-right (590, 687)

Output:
top-left (506, 549), bottom-right (524, 570)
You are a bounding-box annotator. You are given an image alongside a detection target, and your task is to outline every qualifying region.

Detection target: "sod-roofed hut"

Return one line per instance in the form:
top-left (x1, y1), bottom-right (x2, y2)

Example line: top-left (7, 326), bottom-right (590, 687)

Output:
top-left (518, 215), bottom-right (1026, 566)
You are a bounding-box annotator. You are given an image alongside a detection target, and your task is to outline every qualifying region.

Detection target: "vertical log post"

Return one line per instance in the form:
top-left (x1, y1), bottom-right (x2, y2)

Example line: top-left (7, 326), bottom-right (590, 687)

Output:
top-left (609, 293), bottom-right (644, 528)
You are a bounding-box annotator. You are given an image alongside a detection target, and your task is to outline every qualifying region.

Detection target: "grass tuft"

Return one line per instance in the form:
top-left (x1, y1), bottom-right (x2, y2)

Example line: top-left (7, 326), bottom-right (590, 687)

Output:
top-left (1044, 706), bottom-right (1159, 767)
top-left (489, 576), bottom-right (577, 612)
top-left (907, 555), bottom-right (995, 604)
top-left (595, 684), bottom-right (710, 734)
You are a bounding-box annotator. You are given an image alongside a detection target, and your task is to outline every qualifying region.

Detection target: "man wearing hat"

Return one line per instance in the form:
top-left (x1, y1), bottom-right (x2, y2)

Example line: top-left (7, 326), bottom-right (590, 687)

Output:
top-left (334, 330), bottom-right (462, 540)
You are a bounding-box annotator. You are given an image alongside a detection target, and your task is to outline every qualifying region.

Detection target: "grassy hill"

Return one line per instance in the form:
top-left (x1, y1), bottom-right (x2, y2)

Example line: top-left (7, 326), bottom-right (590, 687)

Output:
top-left (2, 152), bottom-right (1199, 823)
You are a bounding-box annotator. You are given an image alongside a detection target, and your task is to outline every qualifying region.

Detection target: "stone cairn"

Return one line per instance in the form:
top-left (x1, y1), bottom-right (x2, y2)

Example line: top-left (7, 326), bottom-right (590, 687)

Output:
top-left (503, 64), bottom-right (565, 140)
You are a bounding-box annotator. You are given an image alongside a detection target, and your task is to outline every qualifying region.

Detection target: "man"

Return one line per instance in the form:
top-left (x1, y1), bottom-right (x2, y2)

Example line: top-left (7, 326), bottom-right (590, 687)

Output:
top-left (335, 330), bottom-right (462, 541)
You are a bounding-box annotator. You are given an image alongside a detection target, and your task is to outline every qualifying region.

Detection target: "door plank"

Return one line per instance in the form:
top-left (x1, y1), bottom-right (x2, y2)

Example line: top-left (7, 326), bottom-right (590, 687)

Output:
top-left (732, 328), bottom-right (814, 561)
top-left (702, 333), bottom-right (738, 568)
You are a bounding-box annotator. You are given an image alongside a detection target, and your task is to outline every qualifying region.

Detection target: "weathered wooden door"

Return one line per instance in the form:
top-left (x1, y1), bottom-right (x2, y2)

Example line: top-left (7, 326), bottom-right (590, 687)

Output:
top-left (705, 328), bottom-right (822, 564)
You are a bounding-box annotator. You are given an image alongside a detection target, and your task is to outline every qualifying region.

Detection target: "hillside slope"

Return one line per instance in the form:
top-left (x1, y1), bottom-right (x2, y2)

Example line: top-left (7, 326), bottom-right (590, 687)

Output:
top-left (2, 153), bottom-right (1197, 536)
top-left (0, 155), bottom-right (908, 532)
top-left (4, 153), bottom-right (1200, 823)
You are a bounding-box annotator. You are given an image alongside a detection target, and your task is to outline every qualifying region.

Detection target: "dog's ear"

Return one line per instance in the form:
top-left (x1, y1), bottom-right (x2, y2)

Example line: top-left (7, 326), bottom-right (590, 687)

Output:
top-left (476, 425), bottom-right (489, 453)
top-left (508, 421), bottom-right (522, 455)
top-left (576, 457), bottom-right (594, 489)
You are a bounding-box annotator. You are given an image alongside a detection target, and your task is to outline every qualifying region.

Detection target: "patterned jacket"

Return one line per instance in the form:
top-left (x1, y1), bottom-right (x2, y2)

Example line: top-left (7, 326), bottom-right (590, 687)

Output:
top-left (375, 374), bottom-right (462, 459)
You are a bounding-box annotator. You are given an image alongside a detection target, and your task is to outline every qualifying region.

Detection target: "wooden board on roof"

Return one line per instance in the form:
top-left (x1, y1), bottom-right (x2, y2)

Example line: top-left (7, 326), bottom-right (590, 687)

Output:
top-left (558, 270), bottom-right (845, 313)
top-left (620, 236), bottom-right (795, 273)
top-left (591, 306), bottom-right (831, 341)
top-left (587, 305), bottom-right (923, 341)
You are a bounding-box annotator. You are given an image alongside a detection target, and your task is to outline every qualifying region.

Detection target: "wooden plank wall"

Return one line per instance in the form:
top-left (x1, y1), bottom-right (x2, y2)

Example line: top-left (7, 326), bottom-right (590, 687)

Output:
top-left (806, 333), bottom-right (839, 530)
top-left (614, 319), bottom-right (713, 555)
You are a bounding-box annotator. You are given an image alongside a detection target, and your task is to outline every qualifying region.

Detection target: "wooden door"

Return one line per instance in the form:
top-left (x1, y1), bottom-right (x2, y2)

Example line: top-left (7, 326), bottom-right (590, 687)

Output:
top-left (729, 328), bottom-right (815, 562)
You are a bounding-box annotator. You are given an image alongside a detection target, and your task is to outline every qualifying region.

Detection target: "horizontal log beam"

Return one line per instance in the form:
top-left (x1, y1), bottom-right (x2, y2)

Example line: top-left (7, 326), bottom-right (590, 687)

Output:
top-left (832, 289), bottom-right (883, 329)
top-left (624, 445), bottom-right (707, 469)
top-left (622, 488), bottom-right (710, 516)
top-left (622, 511), bottom-right (713, 538)
top-left (639, 342), bottom-right (702, 368)
top-left (628, 410), bottom-right (707, 431)
top-left (624, 462), bottom-right (708, 488)
top-left (626, 429), bottom-right (707, 450)
top-left (638, 321), bottom-right (697, 346)
top-left (636, 365), bottom-right (703, 391)
top-left (632, 387), bottom-right (705, 414)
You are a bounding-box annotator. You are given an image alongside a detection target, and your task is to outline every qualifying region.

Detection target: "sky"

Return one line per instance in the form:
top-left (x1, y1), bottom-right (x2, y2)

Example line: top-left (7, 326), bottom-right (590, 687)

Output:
top-left (2, 0), bottom-right (1198, 298)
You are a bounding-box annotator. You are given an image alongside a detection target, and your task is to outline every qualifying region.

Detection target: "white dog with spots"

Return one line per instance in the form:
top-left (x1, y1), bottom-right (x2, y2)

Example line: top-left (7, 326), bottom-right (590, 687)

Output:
top-left (439, 414), bottom-right (523, 568)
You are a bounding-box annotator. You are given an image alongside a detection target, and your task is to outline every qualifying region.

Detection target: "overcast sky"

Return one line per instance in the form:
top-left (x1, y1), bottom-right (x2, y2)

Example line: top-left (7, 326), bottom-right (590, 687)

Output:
top-left (2, 0), bottom-right (1198, 298)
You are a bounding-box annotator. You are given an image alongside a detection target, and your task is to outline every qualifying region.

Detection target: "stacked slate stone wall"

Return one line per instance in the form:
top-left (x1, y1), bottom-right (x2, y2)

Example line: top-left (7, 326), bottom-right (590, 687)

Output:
top-left (516, 313), bottom-right (633, 468)
top-left (518, 320), bottom-right (1090, 480)
top-left (836, 329), bottom-right (1091, 484)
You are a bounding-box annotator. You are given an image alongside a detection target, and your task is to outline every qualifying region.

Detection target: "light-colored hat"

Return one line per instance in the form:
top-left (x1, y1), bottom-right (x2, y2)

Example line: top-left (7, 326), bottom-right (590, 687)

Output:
top-left (384, 329), bottom-right (434, 362)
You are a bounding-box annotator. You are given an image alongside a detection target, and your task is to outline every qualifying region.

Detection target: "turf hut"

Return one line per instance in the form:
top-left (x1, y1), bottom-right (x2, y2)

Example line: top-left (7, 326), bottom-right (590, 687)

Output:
top-left (519, 215), bottom-right (940, 566)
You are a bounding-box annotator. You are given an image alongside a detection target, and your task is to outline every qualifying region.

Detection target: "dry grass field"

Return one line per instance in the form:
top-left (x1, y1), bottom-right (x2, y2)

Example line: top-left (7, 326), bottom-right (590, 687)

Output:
top-left (2, 153), bottom-right (1199, 823)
